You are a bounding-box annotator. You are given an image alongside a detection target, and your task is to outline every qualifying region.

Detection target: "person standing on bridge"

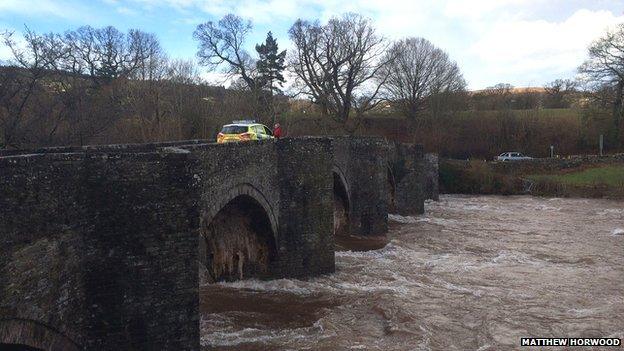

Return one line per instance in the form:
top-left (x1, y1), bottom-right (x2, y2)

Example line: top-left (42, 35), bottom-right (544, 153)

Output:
top-left (273, 123), bottom-right (282, 139)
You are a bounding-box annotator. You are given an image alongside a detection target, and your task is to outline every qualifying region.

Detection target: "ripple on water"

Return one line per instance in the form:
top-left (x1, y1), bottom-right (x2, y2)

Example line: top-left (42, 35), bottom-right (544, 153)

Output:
top-left (200, 195), bottom-right (624, 350)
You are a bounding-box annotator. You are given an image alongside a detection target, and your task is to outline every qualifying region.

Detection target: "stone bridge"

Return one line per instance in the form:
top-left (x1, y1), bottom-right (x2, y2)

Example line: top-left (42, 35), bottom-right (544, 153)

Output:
top-left (0, 137), bottom-right (436, 350)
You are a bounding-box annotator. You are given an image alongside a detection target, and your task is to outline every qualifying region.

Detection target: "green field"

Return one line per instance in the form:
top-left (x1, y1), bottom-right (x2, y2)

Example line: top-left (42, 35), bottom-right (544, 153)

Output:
top-left (530, 165), bottom-right (624, 187)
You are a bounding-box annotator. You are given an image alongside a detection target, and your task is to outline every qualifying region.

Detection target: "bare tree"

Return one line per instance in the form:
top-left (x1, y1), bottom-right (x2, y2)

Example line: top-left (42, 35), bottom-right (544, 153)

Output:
top-left (193, 14), bottom-right (282, 122)
top-left (165, 59), bottom-right (201, 84)
top-left (62, 26), bottom-right (157, 84)
top-left (0, 28), bottom-right (66, 147)
top-left (579, 23), bottom-right (624, 143)
top-left (380, 37), bottom-right (465, 119)
top-left (471, 83), bottom-right (515, 110)
top-left (130, 31), bottom-right (166, 81)
top-left (485, 83), bottom-right (514, 97)
top-left (288, 13), bottom-right (391, 130)
top-left (544, 79), bottom-right (577, 109)
top-left (193, 14), bottom-right (257, 90)
top-left (0, 25), bottom-right (168, 148)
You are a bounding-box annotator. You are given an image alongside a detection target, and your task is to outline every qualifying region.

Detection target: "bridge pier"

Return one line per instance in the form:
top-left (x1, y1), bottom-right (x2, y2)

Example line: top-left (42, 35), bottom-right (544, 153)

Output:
top-left (389, 142), bottom-right (427, 215)
top-left (331, 137), bottom-right (428, 238)
top-left (332, 137), bottom-right (390, 237)
top-left (274, 138), bottom-right (335, 277)
top-left (187, 138), bottom-right (335, 281)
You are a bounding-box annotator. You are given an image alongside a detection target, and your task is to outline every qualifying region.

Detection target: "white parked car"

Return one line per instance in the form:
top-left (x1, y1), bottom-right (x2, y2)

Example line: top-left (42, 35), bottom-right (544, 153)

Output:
top-left (496, 152), bottom-right (533, 161)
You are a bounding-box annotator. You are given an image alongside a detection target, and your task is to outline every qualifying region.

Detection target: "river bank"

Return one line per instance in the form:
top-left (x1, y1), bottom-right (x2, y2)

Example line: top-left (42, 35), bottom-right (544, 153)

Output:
top-left (440, 155), bottom-right (624, 199)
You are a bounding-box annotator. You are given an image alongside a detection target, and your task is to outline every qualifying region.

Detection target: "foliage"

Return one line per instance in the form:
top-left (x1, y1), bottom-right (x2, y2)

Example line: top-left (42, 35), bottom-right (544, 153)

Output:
top-left (528, 165), bottom-right (624, 199)
top-left (285, 107), bottom-right (618, 159)
top-left (255, 31), bottom-right (286, 93)
top-left (441, 160), bottom-right (624, 199)
top-left (0, 26), bottom-right (163, 148)
top-left (439, 159), bottom-right (522, 195)
top-left (255, 31), bottom-right (286, 124)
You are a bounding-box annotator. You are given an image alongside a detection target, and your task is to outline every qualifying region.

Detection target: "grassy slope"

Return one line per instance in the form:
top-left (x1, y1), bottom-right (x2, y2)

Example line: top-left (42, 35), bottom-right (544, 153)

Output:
top-left (530, 165), bottom-right (624, 187)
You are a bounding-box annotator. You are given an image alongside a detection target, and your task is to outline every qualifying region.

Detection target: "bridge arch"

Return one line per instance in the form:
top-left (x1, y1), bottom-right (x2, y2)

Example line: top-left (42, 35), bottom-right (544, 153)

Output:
top-left (0, 318), bottom-right (81, 351)
top-left (200, 183), bottom-right (278, 282)
top-left (203, 183), bottom-right (278, 238)
top-left (332, 165), bottom-right (351, 237)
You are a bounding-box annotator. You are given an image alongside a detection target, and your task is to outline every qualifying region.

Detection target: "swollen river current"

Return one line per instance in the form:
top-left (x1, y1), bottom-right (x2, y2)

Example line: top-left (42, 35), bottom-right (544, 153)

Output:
top-left (200, 195), bottom-right (624, 350)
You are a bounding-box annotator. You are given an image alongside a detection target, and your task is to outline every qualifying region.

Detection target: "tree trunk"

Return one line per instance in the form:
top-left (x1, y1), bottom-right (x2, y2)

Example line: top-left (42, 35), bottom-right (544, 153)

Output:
top-left (614, 79), bottom-right (623, 147)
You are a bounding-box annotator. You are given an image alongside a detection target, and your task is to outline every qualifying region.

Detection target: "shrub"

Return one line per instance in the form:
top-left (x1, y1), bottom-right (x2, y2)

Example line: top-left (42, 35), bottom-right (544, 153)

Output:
top-left (439, 159), bottom-right (523, 194)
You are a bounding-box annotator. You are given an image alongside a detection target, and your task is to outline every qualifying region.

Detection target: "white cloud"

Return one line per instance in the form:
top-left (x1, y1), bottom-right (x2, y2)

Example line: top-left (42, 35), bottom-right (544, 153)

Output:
top-left (284, 1), bottom-right (624, 88)
top-left (0, 0), bottom-right (82, 20)
top-left (116, 6), bottom-right (138, 15)
top-left (443, 0), bottom-right (539, 19)
top-left (467, 9), bottom-right (624, 88)
top-left (200, 71), bottom-right (233, 87)
top-left (0, 44), bottom-right (13, 64)
top-left (129, 0), bottom-right (315, 23)
top-left (4, 0), bottom-right (620, 89)
top-left (0, 26), bottom-right (21, 65)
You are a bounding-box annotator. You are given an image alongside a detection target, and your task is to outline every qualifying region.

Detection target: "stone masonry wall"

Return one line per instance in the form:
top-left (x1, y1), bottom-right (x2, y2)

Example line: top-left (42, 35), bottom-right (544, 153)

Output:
top-left (0, 153), bottom-right (88, 350)
top-left (275, 138), bottom-right (334, 277)
top-left (0, 151), bottom-right (201, 350)
top-left (0, 139), bottom-right (211, 157)
top-left (424, 153), bottom-right (440, 201)
top-left (80, 152), bottom-right (200, 350)
top-left (389, 142), bottom-right (426, 215)
top-left (489, 153), bottom-right (624, 175)
top-left (332, 137), bottom-right (389, 236)
top-left (186, 138), bottom-right (334, 279)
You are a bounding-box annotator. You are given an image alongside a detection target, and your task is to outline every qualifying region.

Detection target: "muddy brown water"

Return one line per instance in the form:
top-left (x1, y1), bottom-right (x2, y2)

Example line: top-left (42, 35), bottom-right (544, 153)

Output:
top-left (200, 195), bottom-right (624, 350)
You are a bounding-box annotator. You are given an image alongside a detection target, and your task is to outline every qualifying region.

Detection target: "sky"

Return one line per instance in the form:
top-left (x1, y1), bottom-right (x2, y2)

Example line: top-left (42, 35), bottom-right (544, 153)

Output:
top-left (1, 0), bottom-right (622, 89)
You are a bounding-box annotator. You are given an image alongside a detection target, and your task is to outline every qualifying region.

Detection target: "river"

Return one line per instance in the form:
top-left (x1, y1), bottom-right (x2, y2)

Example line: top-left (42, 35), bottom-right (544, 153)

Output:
top-left (200, 195), bottom-right (624, 350)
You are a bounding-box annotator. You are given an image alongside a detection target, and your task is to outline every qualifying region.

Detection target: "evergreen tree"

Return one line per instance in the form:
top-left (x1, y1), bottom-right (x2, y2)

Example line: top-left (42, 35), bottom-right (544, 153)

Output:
top-left (255, 31), bottom-right (286, 93)
top-left (255, 32), bottom-right (286, 124)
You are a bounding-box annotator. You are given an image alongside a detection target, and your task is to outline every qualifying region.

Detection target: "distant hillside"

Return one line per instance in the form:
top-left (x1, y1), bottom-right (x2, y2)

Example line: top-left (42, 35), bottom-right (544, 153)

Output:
top-left (469, 86), bottom-right (547, 94)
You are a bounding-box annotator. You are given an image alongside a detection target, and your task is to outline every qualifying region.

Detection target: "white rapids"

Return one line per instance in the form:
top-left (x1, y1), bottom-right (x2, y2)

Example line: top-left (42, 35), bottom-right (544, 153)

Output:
top-left (200, 195), bottom-right (624, 350)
